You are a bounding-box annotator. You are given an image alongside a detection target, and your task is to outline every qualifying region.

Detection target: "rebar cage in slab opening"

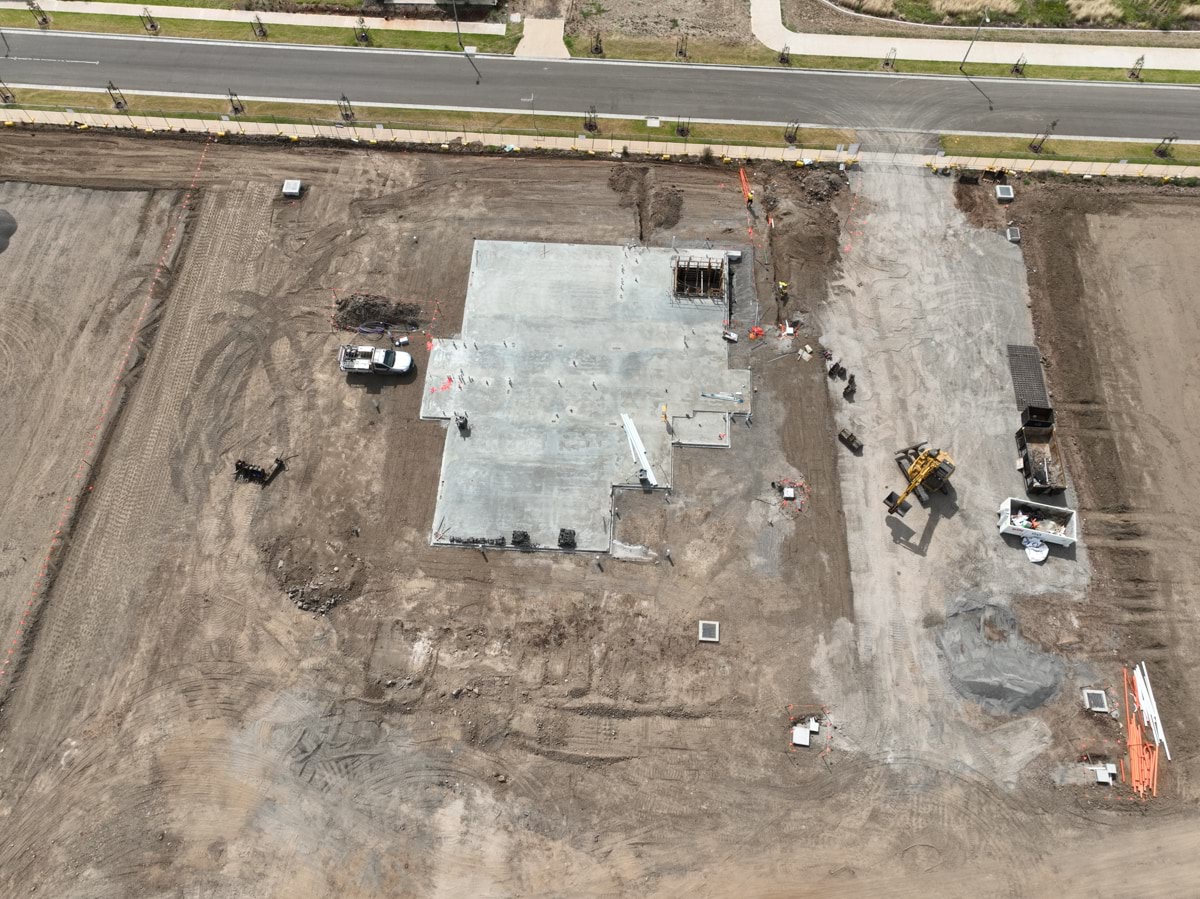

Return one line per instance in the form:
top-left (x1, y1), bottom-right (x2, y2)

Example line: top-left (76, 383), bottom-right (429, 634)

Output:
top-left (672, 255), bottom-right (726, 302)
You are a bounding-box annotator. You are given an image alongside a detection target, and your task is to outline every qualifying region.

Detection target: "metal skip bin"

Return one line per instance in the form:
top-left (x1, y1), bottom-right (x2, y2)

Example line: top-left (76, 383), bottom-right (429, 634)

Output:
top-left (997, 497), bottom-right (1078, 547)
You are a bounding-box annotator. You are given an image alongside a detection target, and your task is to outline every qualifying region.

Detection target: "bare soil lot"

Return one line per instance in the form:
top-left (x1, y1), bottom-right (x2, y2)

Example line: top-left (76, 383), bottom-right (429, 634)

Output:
top-left (0, 183), bottom-right (178, 681)
top-left (0, 133), bottom-right (855, 897)
top-left (1009, 181), bottom-right (1200, 796)
top-left (1, 132), bottom-right (1199, 897)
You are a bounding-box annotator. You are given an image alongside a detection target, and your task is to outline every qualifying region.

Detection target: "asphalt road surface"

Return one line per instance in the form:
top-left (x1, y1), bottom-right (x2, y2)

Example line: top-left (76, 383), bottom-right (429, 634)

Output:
top-left (3, 29), bottom-right (1200, 139)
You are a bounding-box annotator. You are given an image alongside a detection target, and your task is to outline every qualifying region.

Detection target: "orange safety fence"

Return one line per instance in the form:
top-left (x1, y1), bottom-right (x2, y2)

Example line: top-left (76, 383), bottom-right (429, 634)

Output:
top-left (738, 167), bottom-right (751, 200)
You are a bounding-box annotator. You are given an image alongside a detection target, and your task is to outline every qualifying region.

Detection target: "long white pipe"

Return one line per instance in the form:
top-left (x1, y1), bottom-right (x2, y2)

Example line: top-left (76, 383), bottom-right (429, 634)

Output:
top-left (1139, 662), bottom-right (1171, 762)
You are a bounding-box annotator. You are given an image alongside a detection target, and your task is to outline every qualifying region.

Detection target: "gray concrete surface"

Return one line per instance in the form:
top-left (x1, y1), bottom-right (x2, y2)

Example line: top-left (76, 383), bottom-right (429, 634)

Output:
top-left (811, 166), bottom-right (1090, 787)
top-left (3, 30), bottom-right (1200, 140)
top-left (421, 240), bottom-right (750, 552)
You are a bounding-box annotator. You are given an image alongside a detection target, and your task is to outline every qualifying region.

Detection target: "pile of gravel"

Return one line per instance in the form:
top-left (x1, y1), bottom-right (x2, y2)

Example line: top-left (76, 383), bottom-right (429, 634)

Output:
top-left (937, 602), bottom-right (1064, 715)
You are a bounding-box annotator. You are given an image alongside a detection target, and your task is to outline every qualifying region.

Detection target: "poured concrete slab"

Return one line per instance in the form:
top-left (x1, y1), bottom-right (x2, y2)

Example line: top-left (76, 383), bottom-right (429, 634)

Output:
top-left (421, 240), bottom-right (751, 551)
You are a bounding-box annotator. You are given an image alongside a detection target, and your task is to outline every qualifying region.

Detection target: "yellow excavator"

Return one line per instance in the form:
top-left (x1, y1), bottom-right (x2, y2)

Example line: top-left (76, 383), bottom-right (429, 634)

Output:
top-left (884, 442), bottom-right (955, 517)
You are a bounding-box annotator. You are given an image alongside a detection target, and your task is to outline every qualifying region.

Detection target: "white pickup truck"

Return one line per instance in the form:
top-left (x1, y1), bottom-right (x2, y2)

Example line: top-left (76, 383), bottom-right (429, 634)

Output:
top-left (338, 344), bottom-right (413, 375)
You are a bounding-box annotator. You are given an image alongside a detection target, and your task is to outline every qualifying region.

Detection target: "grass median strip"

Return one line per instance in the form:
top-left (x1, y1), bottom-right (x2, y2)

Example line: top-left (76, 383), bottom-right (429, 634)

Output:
top-left (0, 87), bottom-right (855, 149)
top-left (0, 11), bottom-right (522, 52)
top-left (942, 133), bottom-right (1200, 165)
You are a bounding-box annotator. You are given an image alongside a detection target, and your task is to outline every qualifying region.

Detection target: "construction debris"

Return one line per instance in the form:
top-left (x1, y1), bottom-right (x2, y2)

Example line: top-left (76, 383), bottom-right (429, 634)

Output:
top-left (334, 293), bottom-right (422, 331)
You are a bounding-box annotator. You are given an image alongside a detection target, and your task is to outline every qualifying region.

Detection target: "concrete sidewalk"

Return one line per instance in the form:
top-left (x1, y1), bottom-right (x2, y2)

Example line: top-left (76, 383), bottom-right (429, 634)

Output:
top-left (514, 17), bottom-right (568, 59)
top-left (752, 0), bottom-right (1200, 71)
top-left (0, 0), bottom-right (506, 33)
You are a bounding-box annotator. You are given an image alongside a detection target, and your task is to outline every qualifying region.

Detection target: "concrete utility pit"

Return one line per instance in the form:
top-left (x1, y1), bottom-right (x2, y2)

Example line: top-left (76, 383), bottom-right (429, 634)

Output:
top-left (421, 240), bottom-right (751, 552)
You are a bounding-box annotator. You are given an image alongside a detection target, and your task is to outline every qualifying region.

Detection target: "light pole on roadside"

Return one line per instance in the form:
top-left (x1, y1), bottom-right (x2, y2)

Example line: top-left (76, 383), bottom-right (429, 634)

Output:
top-left (959, 9), bottom-right (990, 73)
top-left (450, 0), bottom-right (464, 49)
top-left (522, 92), bottom-right (540, 137)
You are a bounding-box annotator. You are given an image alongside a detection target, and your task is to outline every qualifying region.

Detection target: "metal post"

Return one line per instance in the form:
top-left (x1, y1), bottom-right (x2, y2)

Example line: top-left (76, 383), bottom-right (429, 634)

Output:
top-left (960, 9), bottom-right (990, 73)
top-left (522, 93), bottom-right (539, 137)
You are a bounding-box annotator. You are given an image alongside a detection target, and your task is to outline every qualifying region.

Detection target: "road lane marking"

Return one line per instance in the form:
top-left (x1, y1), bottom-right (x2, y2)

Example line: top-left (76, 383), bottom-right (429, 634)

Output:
top-left (7, 55), bottom-right (100, 64)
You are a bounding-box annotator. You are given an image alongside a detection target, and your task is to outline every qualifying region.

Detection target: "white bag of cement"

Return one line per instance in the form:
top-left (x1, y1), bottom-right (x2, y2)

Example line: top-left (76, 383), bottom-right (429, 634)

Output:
top-left (1022, 536), bottom-right (1049, 563)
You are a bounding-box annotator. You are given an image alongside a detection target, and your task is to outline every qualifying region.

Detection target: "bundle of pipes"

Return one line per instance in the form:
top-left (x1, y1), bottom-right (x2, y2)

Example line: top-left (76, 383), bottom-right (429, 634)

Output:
top-left (1133, 662), bottom-right (1171, 761)
top-left (1122, 665), bottom-right (1167, 798)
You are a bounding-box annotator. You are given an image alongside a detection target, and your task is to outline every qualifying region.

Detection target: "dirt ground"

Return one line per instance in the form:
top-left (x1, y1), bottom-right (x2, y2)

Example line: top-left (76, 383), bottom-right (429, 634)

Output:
top-left (1007, 178), bottom-right (1200, 793)
top-left (2, 130), bottom-right (1200, 896)
top-left (0, 183), bottom-right (179, 685)
top-left (559, 0), bottom-right (755, 42)
top-left (0, 132), bottom-right (856, 897)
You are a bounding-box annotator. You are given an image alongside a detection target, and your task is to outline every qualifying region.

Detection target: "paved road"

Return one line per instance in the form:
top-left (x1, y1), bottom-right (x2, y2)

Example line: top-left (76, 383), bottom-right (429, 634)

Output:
top-left (3, 29), bottom-right (1200, 139)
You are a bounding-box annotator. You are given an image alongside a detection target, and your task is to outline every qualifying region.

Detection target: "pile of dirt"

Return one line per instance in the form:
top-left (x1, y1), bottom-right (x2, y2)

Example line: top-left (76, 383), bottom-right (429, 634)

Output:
top-left (764, 168), bottom-right (847, 319)
top-left (796, 170), bottom-right (844, 203)
top-left (953, 180), bottom-right (1010, 230)
top-left (937, 602), bottom-right (1064, 714)
top-left (648, 186), bottom-right (682, 230)
top-left (607, 164), bottom-right (684, 240)
top-left (334, 293), bottom-right (422, 330)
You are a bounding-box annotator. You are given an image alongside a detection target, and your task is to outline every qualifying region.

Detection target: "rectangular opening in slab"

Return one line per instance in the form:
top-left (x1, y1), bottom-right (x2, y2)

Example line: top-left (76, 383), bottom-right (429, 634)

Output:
top-left (673, 255), bottom-right (726, 302)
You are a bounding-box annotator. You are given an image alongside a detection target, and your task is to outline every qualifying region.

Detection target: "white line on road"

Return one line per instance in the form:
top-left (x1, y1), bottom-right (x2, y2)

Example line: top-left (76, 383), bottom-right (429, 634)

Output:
top-left (7, 81), bottom-right (1196, 144)
top-left (6, 55), bottom-right (100, 64)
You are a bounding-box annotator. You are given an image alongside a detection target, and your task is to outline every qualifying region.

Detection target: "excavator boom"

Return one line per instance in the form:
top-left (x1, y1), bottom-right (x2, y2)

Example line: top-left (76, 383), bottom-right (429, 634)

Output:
top-left (884, 444), bottom-right (955, 516)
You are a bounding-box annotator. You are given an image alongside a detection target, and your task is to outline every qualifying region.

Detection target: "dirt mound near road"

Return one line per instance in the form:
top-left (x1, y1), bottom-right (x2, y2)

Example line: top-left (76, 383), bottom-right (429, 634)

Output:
top-left (608, 164), bottom-right (684, 240)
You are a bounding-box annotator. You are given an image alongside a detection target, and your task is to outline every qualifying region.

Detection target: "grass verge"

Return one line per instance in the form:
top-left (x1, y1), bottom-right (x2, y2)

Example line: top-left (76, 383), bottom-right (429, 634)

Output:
top-left (0, 87), bottom-right (855, 148)
top-left (942, 133), bottom-right (1200, 164)
top-left (0, 11), bottom-right (523, 52)
top-left (565, 33), bottom-right (1200, 83)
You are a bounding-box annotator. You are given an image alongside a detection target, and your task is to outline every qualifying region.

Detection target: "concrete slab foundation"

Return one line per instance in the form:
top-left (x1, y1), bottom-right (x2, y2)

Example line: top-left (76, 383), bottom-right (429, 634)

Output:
top-left (420, 240), bottom-right (751, 552)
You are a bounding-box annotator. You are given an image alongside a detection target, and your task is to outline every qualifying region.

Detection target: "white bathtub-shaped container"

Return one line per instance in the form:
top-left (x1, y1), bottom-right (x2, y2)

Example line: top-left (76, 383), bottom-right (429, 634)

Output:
top-left (997, 497), bottom-right (1078, 547)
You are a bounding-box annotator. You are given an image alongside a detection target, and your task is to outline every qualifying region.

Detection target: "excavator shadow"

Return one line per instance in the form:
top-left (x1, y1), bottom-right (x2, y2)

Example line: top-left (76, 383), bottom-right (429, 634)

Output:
top-left (886, 488), bottom-right (959, 557)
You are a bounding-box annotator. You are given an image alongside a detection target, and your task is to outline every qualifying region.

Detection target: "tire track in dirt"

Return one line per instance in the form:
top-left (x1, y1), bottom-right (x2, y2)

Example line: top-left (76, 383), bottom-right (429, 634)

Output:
top-left (0, 177), bottom-right (305, 801)
top-left (0, 145), bottom-right (212, 710)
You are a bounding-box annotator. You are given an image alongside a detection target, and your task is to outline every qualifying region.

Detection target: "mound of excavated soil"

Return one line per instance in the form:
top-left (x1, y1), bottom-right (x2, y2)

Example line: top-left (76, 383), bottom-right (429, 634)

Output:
top-left (937, 602), bottom-right (1064, 715)
top-left (608, 165), bottom-right (684, 241)
top-left (334, 293), bottom-right (422, 330)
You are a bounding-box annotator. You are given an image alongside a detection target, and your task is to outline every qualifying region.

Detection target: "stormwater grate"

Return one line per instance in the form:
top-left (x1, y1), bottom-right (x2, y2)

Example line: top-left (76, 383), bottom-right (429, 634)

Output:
top-left (1007, 344), bottom-right (1050, 410)
top-left (698, 620), bottom-right (720, 643)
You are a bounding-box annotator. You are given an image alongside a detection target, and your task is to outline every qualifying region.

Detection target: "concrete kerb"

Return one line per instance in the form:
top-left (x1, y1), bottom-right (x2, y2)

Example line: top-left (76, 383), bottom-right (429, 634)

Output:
top-left (5, 106), bottom-right (1200, 180)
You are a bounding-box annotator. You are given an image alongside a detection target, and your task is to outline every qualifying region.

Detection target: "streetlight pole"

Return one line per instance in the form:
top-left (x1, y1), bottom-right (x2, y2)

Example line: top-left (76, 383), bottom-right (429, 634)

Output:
top-left (959, 9), bottom-right (990, 73)
top-left (450, 0), bottom-right (463, 50)
top-left (522, 93), bottom-right (539, 136)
